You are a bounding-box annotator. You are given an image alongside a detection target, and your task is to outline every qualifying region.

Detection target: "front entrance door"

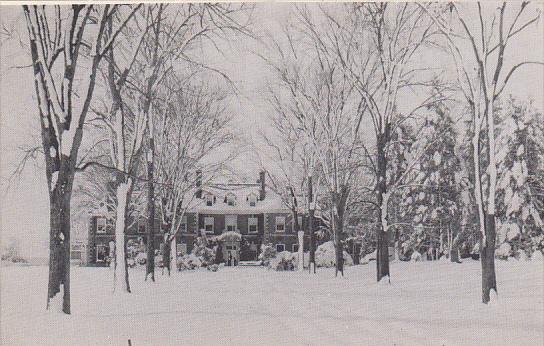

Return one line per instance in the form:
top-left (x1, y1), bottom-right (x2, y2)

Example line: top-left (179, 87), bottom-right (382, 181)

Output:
top-left (96, 245), bottom-right (108, 263)
top-left (224, 243), bottom-right (239, 266)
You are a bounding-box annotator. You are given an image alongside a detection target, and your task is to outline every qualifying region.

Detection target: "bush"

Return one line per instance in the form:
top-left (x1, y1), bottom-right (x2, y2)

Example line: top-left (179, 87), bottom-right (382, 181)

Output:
top-left (268, 251), bottom-right (297, 271)
top-left (532, 250), bottom-right (543, 262)
top-left (1, 253), bottom-right (28, 264)
top-left (135, 252), bottom-right (147, 265)
top-left (127, 258), bottom-right (136, 268)
top-left (177, 254), bottom-right (202, 271)
top-left (495, 242), bottom-right (512, 260)
top-left (191, 245), bottom-right (215, 267)
top-left (207, 264), bottom-right (220, 272)
top-left (2, 239), bottom-right (27, 264)
top-left (315, 241), bottom-right (353, 268)
top-left (360, 250), bottom-right (377, 264)
top-left (258, 244), bottom-right (277, 266)
top-left (410, 251), bottom-right (422, 262)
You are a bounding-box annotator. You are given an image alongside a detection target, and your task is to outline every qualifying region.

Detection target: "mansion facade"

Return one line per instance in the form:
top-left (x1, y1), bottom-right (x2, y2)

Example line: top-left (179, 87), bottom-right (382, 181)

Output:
top-left (86, 171), bottom-right (315, 265)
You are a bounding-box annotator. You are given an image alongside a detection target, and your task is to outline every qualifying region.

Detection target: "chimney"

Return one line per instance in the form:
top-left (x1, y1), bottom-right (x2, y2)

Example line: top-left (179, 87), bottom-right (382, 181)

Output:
top-left (195, 170), bottom-right (202, 199)
top-left (259, 170), bottom-right (266, 201)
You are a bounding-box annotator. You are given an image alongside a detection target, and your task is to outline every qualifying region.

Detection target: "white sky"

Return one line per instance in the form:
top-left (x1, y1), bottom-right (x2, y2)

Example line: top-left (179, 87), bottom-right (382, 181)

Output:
top-left (1, 3), bottom-right (543, 257)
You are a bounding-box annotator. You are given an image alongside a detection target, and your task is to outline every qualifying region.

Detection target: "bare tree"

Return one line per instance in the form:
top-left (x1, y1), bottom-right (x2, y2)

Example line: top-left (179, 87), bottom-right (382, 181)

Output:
top-left (262, 5), bottom-right (367, 277)
top-left (139, 3), bottom-right (252, 279)
top-left (155, 79), bottom-right (235, 274)
top-left (421, 1), bottom-right (543, 303)
top-left (321, 3), bottom-right (443, 282)
top-left (22, 4), bottom-right (140, 313)
top-left (259, 102), bottom-right (318, 270)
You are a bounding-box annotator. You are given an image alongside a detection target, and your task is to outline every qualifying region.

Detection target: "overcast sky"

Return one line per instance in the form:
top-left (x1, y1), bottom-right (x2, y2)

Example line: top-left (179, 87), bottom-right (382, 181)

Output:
top-left (1, 3), bottom-right (543, 257)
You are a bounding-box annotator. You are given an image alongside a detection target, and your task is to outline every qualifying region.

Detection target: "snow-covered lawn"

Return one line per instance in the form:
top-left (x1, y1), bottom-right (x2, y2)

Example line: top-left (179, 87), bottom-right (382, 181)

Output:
top-left (1, 260), bottom-right (543, 346)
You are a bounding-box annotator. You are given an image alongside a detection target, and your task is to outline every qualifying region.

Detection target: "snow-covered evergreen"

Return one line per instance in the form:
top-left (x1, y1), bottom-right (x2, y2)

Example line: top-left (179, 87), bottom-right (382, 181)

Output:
top-left (496, 98), bottom-right (544, 258)
top-left (394, 105), bottom-right (462, 258)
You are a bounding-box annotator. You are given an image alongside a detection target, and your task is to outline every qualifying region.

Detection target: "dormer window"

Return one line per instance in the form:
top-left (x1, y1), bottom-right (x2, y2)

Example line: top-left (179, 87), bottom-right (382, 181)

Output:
top-left (226, 193), bottom-right (236, 206)
top-left (205, 194), bottom-right (213, 206)
top-left (248, 193), bottom-right (257, 207)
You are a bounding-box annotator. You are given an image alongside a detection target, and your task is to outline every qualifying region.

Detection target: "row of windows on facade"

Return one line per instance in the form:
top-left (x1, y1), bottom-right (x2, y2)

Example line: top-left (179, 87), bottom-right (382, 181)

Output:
top-left (95, 215), bottom-right (303, 234)
top-left (204, 192), bottom-right (258, 207)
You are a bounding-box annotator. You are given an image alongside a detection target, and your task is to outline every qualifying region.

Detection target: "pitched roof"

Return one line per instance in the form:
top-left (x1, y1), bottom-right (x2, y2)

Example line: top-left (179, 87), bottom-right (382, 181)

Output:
top-left (189, 182), bottom-right (291, 214)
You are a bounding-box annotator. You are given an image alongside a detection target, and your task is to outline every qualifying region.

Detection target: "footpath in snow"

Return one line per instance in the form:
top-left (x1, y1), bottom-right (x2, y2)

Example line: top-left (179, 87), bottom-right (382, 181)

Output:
top-left (1, 259), bottom-right (543, 346)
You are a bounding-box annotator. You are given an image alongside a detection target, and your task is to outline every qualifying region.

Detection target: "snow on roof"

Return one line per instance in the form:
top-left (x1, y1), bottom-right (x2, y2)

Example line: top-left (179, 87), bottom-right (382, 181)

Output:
top-left (189, 182), bottom-right (292, 214)
top-left (213, 231), bottom-right (242, 242)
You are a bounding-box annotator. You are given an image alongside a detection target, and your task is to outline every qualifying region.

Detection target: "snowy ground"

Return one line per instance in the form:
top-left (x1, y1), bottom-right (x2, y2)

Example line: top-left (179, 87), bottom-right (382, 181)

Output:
top-left (1, 259), bottom-right (543, 346)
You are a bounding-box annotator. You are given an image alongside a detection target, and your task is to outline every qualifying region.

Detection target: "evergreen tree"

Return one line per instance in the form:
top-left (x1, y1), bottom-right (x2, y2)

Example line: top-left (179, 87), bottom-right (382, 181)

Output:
top-left (401, 105), bottom-right (462, 259)
top-left (496, 98), bottom-right (544, 257)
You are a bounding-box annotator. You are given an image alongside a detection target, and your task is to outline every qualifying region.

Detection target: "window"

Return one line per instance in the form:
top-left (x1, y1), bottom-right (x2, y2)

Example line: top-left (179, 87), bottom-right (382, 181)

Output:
top-left (275, 216), bottom-right (285, 232)
top-left (276, 244), bottom-right (285, 252)
top-left (180, 215), bottom-right (187, 233)
top-left (204, 216), bottom-right (214, 234)
top-left (292, 244), bottom-right (299, 252)
top-left (106, 218), bottom-right (114, 231)
top-left (225, 215), bottom-right (237, 232)
top-left (248, 194), bottom-right (257, 207)
top-left (226, 193), bottom-right (236, 206)
top-left (138, 219), bottom-right (146, 234)
top-left (206, 194), bottom-right (214, 206)
top-left (96, 217), bottom-right (106, 233)
top-left (248, 216), bottom-right (258, 233)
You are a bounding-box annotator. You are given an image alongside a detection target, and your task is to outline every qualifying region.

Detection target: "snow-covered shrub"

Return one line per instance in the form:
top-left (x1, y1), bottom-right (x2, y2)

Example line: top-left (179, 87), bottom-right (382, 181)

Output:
top-left (495, 242), bottom-right (512, 260)
top-left (258, 244), bottom-right (277, 266)
top-left (315, 241), bottom-right (353, 268)
top-left (177, 254), bottom-right (202, 271)
top-left (268, 251), bottom-right (297, 271)
top-left (191, 240), bottom-right (216, 267)
top-left (410, 251), bottom-right (422, 262)
top-left (532, 250), bottom-right (543, 262)
top-left (207, 264), bottom-right (219, 272)
top-left (517, 250), bottom-right (530, 261)
top-left (1, 239), bottom-right (27, 264)
top-left (135, 252), bottom-right (147, 265)
top-left (127, 258), bottom-right (136, 268)
top-left (154, 254), bottom-right (163, 267)
top-left (360, 250), bottom-right (377, 265)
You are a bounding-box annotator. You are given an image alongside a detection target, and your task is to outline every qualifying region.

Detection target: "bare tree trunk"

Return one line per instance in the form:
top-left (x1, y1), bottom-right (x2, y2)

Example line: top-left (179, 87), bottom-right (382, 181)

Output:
top-left (335, 219), bottom-right (344, 277)
top-left (376, 136), bottom-right (390, 282)
top-left (170, 236), bottom-right (177, 273)
top-left (162, 239), bottom-right (171, 275)
top-left (308, 176), bottom-right (316, 274)
top-left (482, 100), bottom-right (498, 303)
top-left (47, 171), bottom-right (73, 314)
top-left (145, 139), bottom-right (155, 282)
top-left (471, 114), bottom-right (497, 302)
top-left (113, 177), bottom-right (133, 293)
top-left (333, 192), bottom-right (345, 277)
top-left (481, 214), bottom-right (498, 302)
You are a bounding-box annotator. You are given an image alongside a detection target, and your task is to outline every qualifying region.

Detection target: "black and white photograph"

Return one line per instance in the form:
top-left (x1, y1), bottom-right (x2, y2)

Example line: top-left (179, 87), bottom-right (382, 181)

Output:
top-left (0, 1), bottom-right (543, 345)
